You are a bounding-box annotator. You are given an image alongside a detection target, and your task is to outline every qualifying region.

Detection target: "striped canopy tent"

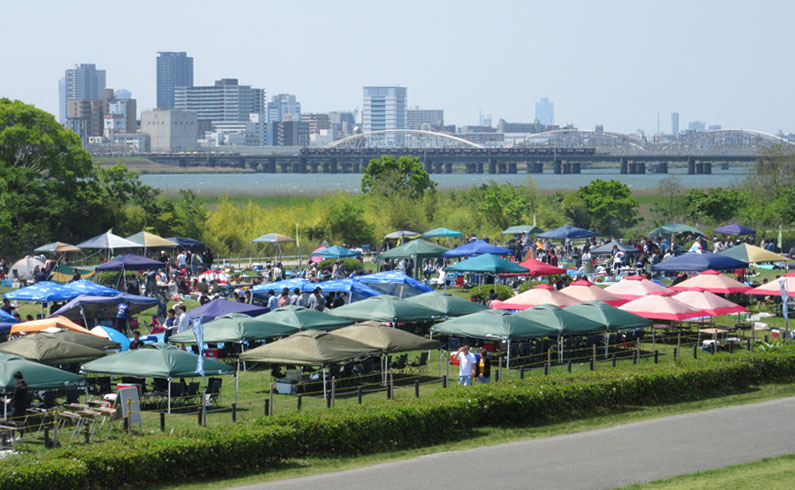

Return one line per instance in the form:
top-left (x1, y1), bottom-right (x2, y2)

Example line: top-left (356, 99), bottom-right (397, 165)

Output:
top-left (672, 291), bottom-right (748, 317)
top-left (491, 284), bottom-right (579, 310)
top-left (33, 242), bottom-right (81, 254)
top-left (747, 272), bottom-right (795, 297)
top-left (604, 276), bottom-right (674, 300)
top-left (618, 294), bottom-right (705, 321)
top-left (668, 269), bottom-right (751, 294)
top-left (719, 243), bottom-right (792, 264)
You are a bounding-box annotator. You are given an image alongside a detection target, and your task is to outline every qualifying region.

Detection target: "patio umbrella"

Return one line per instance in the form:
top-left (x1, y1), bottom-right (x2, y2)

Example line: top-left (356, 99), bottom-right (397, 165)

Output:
top-left (384, 230), bottom-right (420, 239)
top-left (491, 284), bottom-right (579, 310)
top-left (166, 237), bottom-right (206, 252)
top-left (4, 281), bottom-right (83, 303)
top-left (310, 245), bottom-right (361, 259)
top-left (560, 280), bottom-right (627, 306)
top-left (618, 294), bottom-right (705, 321)
top-left (169, 313), bottom-right (297, 344)
top-left (405, 291), bottom-right (489, 317)
top-left (714, 224), bottom-right (756, 236)
top-left (652, 252), bottom-right (748, 272)
top-left (34, 242), bottom-right (82, 254)
top-left (63, 280), bottom-right (122, 297)
top-left (125, 231), bottom-right (178, 249)
top-left (444, 240), bottom-right (512, 258)
top-left (328, 295), bottom-right (440, 323)
top-left (445, 254), bottom-right (529, 274)
top-left (719, 244), bottom-right (791, 264)
top-left (255, 305), bottom-right (353, 332)
top-left (747, 272), bottom-right (795, 297)
top-left (537, 225), bottom-right (597, 239)
top-left (589, 240), bottom-right (640, 256)
top-left (76, 231), bottom-right (140, 251)
top-left (604, 276), bottom-right (674, 300)
top-left (423, 227), bottom-right (463, 238)
top-left (502, 225), bottom-right (543, 236)
top-left (333, 321), bottom-right (439, 353)
top-left (566, 300), bottom-right (651, 331)
top-left (11, 316), bottom-right (104, 337)
top-left (648, 224), bottom-right (705, 237)
top-left (252, 233), bottom-right (296, 244)
top-left (515, 304), bottom-right (603, 335)
top-left (0, 335), bottom-right (106, 365)
top-left (356, 271), bottom-right (432, 298)
top-left (239, 330), bottom-right (376, 366)
top-left (186, 298), bottom-right (268, 322)
top-left (668, 269), bottom-right (751, 294)
top-left (0, 352), bottom-right (86, 393)
top-left (672, 291), bottom-right (748, 317)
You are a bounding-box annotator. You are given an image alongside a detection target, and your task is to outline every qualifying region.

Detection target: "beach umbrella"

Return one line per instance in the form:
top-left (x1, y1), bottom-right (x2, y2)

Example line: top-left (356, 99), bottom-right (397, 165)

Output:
top-left (445, 254), bottom-right (529, 274)
top-left (384, 230), bottom-right (420, 239)
top-left (333, 321), bottom-right (439, 354)
top-left (255, 305), bottom-right (353, 332)
top-left (125, 231), bottom-right (178, 249)
top-left (618, 294), bottom-right (705, 321)
top-left (423, 227), bottom-right (463, 238)
top-left (560, 279), bottom-right (627, 306)
top-left (604, 276), bottom-right (674, 300)
top-left (444, 240), bottom-right (512, 258)
top-left (50, 293), bottom-right (159, 322)
top-left (515, 304), bottom-right (604, 335)
top-left (513, 257), bottom-right (566, 277)
top-left (310, 245), bottom-right (361, 259)
top-left (537, 225), bottom-right (597, 239)
top-left (566, 300), bottom-right (652, 331)
top-left (91, 326), bottom-right (131, 351)
top-left (501, 225), bottom-right (543, 236)
top-left (252, 233), bottom-right (296, 244)
top-left (198, 269), bottom-right (230, 284)
top-left (668, 269), bottom-right (750, 294)
top-left (719, 244), bottom-right (791, 264)
top-left (166, 237), bottom-right (206, 252)
top-left (672, 291), bottom-right (748, 317)
top-left (491, 284), bottom-right (579, 310)
top-left (431, 309), bottom-right (559, 342)
top-left (186, 298), bottom-right (268, 322)
top-left (356, 271), bottom-right (433, 298)
top-left (169, 313), bottom-right (297, 344)
top-left (589, 240), bottom-right (641, 256)
top-left (11, 316), bottom-right (103, 337)
top-left (34, 242), bottom-right (82, 254)
top-left (647, 224), bottom-right (705, 237)
top-left (328, 295), bottom-right (441, 323)
top-left (4, 281), bottom-right (82, 303)
top-left (747, 272), bottom-right (795, 297)
top-left (76, 231), bottom-right (140, 251)
top-left (0, 335), bottom-right (106, 365)
top-left (405, 291), bottom-right (490, 317)
top-left (239, 330), bottom-right (376, 366)
top-left (714, 224), bottom-right (756, 236)
top-left (652, 252), bottom-right (748, 273)
top-left (63, 279), bottom-right (122, 297)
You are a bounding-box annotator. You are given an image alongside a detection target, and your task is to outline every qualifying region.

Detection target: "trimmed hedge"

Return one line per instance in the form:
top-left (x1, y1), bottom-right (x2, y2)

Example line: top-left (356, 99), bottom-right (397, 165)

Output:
top-left (3, 349), bottom-right (795, 489)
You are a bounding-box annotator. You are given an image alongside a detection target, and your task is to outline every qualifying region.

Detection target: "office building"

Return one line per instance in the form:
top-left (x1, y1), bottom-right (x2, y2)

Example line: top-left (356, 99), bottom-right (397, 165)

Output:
top-left (688, 120), bottom-right (706, 132)
top-left (267, 93), bottom-right (301, 123)
top-left (497, 119), bottom-right (545, 134)
top-left (156, 52), bottom-right (194, 110)
top-left (59, 64), bottom-right (106, 123)
top-left (362, 86), bottom-right (407, 132)
top-left (671, 112), bottom-right (679, 135)
top-left (301, 113), bottom-right (330, 135)
top-left (328, 111), bottom-right (356, 138)
top-left (140, 110), bottom-right (198, 152)
top-left (65, 99), bottom-right (105, 143)
top-left (535, 97), bottom-right (554, 126)
top-left (269, 120), bottom-right (310, 146)
top-left (174, 79), bottom-right (265, 127)
top-left (407, 107), bottom-right (444, 130)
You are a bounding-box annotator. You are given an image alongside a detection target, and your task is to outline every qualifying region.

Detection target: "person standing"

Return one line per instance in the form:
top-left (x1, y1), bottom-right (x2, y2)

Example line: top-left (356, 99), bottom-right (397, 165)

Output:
top-left (163, 308), bottom-right (177, 342)
top-left (176, 304), bottom-right (190, 333)
top-left (10, 371), bottom-right (28, 423)
top-left (477, 349), bottom-right (491, 384)
top-left (453, 345), bottom-right (477, 386)
top-left (116, 301), bottom-right (130, 334)
top-left (307, 287), bottom-right (326, 311)
top-left (267, 290), bottom-right (279, 311)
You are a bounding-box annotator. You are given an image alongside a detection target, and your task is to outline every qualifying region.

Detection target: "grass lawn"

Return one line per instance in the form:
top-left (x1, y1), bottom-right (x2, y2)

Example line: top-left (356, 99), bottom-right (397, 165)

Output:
top-left (619, 453), bottom-right (795, 490)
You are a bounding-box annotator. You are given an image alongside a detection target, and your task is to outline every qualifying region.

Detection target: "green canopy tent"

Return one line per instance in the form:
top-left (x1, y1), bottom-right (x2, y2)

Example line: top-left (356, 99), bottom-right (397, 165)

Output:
top-left (431, 309), bottom-right (560, 367)
top-left (30, 330), bottom-right (121, 351)
top-left (169, 313), bottom-right (298, 344)
top-left (0, 353), bottom-right (87, 419)
top-left (254, 305), bottom-right (354, 332)
top-left (0, 335), bottom-right (107, 365)
top-left (81, 343), bottom-right (234, 413)
top-left (328, 295), bottom-right (441, 323)
top-left (515, 304), bottom-right (604, 361)
top-left (377, 238), bottom-right (448, 278)
top-left (565, 300), bottom-right (652, 358)
top-left (445, 254), bottom-right (529, 286)
top-left (648, 224), bottom-right (705, 237)
top-left (405, 291), bottom-right (490, 317)
top-left (501, 225), bottom-right (543, 236)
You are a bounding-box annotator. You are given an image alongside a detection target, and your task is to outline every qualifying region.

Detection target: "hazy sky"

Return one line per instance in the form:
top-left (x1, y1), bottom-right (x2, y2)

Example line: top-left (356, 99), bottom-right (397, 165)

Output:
top-left (2, 0), bottom-right (792, 134)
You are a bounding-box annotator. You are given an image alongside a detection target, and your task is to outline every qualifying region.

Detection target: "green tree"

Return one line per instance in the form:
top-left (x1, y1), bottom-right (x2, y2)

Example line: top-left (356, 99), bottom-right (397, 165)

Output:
top-left (327, 196), bottom-right (374, 246)
top-left (684, 187), bottom-right (749, 224)
top-left (650, 176), bottom-right (685, 222)
top-left (464, 181), bottom-right (530, 231)
top-left (575, 179), bottom-right (639, 236)
top-left (361, 155), bottom-right (436, 198)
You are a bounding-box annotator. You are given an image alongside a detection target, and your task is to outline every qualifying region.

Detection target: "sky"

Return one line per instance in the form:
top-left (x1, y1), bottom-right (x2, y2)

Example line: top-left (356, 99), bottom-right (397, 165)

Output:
top-left (2, 0), bottom-right (792, 135)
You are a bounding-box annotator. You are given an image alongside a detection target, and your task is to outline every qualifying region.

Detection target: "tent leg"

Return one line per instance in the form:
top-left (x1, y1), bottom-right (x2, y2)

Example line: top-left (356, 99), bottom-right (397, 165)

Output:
top-left (235, 360), bottom-right (240, 406)
top-left (167, 377), bottom-right (172, 414)
top-left (507, 340), bottom-right (511, 369)
top-left (604, 332), bottom-right (609, 359)
top-left (323, 369), bottom-right (327, 400)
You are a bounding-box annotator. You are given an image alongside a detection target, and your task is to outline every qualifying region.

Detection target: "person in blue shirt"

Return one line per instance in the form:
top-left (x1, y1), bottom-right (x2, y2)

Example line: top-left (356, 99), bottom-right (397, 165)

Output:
top-left (116, 301), bottom-right (130, 334)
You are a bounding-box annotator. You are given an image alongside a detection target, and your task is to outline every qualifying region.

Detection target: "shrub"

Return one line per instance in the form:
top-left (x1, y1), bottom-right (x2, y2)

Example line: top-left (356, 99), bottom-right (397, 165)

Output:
top-left (469, 283), bottom-right (514, 301)
top-left (319, 257), bottom-right (364, 273)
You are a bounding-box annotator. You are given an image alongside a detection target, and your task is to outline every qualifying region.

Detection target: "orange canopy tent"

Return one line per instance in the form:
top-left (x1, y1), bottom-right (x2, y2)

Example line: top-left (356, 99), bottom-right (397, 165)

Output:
top-left (11, 316), bottom-right (104, 337)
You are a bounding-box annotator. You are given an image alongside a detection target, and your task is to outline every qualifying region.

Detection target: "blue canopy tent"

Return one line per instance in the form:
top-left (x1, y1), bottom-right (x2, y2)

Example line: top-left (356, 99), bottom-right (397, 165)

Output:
top-left (186, 298), bottom-right (268, 322)
top-left (356, 271), bottom-right (433, 298)
top-left (309, 246), bottom-right (361, 259)
top-left (537, 225), bottom-right (598, 239)
top-left (652, 252), bottom-right (748, 272)
top-left (91, 325), bottom-right (132, 351)
top-left (50, 293), bottom-right (160, 324)
top-left (443, 240), bottom-right (512, 258)
top-left (166, 237), bottom-right (206, 252)
top-left (313, 278), bottom-right (382, 303)
top-left (422, 227), bottom-right (463, 238)
top-left (714, 223), bottom-right (756, 236)
top-left (0, 309), bottom-right (14, 322)
top-left (95, 254), bottom-right (166, 291)
top-left (4, 281), bottom-right (83, 303)
top-left (63, 280), bottom-right (121, 297)
top-left (251, 278), bottom-right (316, 299)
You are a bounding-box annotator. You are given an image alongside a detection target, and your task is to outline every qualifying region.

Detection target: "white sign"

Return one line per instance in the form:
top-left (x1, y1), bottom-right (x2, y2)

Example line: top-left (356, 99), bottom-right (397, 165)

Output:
top-left (117, 386), bottom-right (143, 428)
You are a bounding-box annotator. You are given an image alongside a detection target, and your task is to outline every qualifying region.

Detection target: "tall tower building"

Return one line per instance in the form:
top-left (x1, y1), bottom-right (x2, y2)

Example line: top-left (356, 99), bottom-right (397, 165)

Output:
top-left (671, 112), bottom-right (679, 135)
top-left (156, 52), bottom-right (194, 109)
top-left (59, 64), bottom-right (106, 123)
top-left (534, 97), bottom-right (554, 126)
top-left (362, 86), bottom-right (407, 133)
top-left (267, 94), bottom-right (301, 123)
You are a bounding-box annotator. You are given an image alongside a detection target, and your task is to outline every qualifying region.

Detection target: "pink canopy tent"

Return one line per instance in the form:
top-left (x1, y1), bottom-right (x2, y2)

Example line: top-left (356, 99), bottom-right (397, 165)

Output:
top-left (672, 290), bottom-right (748, 317)
top-left (669, 269), bottom-right (750, 294)
top-left (618, 294), bottom-right (705, 321)
top-left (310, 246), bottom-right (326, 263)
top-left (604, 276), bottom-right (674, 300)
top-left (747, 272), bottom-right (795, 297)
top-left (491, 284), bottom-right (579, 310)
top-left (560, 280), bottom-right (627, 306)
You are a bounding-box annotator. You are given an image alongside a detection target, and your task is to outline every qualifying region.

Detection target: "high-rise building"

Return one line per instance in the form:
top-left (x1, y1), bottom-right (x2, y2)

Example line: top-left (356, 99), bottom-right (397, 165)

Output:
top-left (140, 110), bottom-right (198, 152)
top-left (267, 94), bottom-right (301, 123)
top-left (671, 112), bottom-right (679, 135)
top-left (328, 111), bottom-right (356, 138)
top-left (65, 99), bottom-right (105, 143)
top-left (269, 120), bottom-right (310, 147)
top-left (688, 120), bottom-right (706, 132)
top-left (362, 86), bottom-right (407, 133)
top-left (59, 64), bottom-right (106, 123)
top-left (300, 113), bottom-right (330, 135)
top-left (407, 107), bottom-right (444, 130)
top-left (534, 97), bottom-right (554, 126)
top-left (156, 52), bottom-right (194, 110)
top-left (174, 78), bottom-right (265, 126)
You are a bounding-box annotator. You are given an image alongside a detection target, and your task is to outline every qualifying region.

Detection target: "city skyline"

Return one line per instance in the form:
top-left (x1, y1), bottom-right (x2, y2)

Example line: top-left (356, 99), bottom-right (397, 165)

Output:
top-left (2, 0), bottom-right (792, 135)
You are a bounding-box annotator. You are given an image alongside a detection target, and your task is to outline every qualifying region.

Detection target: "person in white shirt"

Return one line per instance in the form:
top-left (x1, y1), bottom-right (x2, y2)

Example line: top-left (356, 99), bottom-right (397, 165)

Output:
top-left (453, 345), bottom-right (477, 386)
top-left (267, 290), bottom-right (280, 311)
top-left (176, 304), bottom-right (190, 333)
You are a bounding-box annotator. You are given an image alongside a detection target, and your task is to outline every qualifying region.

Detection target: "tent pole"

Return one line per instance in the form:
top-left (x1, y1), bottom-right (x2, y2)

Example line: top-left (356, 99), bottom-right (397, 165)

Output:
top-left (507, 340), bottom-right (511, 369)
top-left (323, 368), bottom-right (327, 400)
top-left (604, 332), bottom-right (609, 359)
top-left (167, 376), bottom-right (172, 414)
top-left (235, 359), bottom-right (240, 406)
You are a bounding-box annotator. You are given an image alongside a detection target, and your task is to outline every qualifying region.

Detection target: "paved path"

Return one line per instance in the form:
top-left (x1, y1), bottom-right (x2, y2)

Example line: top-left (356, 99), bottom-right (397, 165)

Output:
top-left (233, 396), bottom-right (795, 490)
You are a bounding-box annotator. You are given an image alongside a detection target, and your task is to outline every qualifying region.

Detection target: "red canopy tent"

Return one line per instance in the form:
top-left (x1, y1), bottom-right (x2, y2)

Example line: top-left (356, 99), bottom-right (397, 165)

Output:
top-left (501, 257), bottom-right (566, 277)
top-left (560, 280), bottom-right (628, 307)
top-left (672, 290), bottom-right (748, 317)
top-left (618, 294), bottom-right (704, 321)
top-left (604, 276), bottom-right (674, 300)
top-left (669, 269), bottom-right (751, 294)
top-left (491, 284), bottom-right (579, 310)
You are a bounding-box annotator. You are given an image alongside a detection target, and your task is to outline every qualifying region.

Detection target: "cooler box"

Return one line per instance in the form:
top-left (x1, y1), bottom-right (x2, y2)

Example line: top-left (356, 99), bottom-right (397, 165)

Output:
top-left (204, 348), bottom-right (223, 359)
